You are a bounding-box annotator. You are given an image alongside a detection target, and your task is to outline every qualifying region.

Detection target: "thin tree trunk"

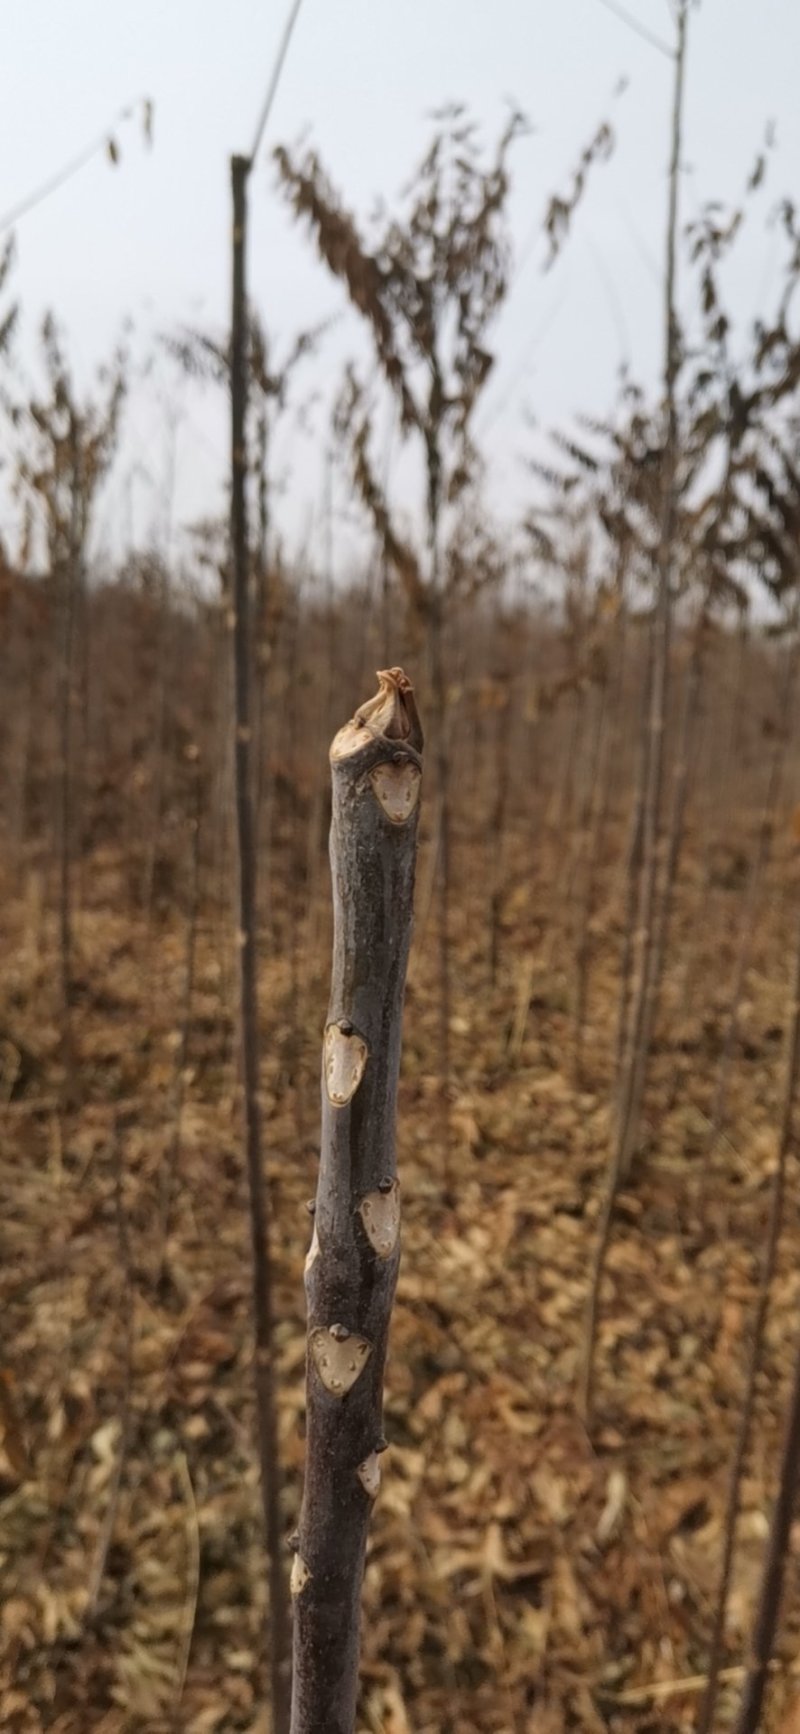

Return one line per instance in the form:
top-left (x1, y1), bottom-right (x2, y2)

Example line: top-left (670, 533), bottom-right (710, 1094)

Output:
top-left (253, 406), bottom-right (270, 837)
top-left (74, 535), bottom-right (91, 911)
top-left (699, 909), bottom-right (800, 1734)
top-left (230, 151), bottom-right (290, 1734)
top-left (700, 631), bottom-right (798, 1180)
top-left (615, 623), bottom-right (652, 1086)
top-left (488, 680), bottom-right (513, 988)
top-left (285, 586), bottom-right (306, 1103)
top-left (667, 615), bottom-right (748, 1114)
top-left (141, 574), bottom-right (172, 922)
top-left (732, 1277), bottom-right (800, 1734)
top-left (557, 683), bottom-right (585, 837)
top-left (291, 668), bottom-right (422, 1734)
top-left (648, 601), bottom-right (706, 1046)
top-left (572, 676), bottom-right (609, 1085)
top-left (302, 489), bottom-right (340, 1019)
top-left (85, 1124), bottom-right (134, 1622)
top-left (56, 421), bottom-right (81, 1074)
top-left (426, 469), bottom-right (452, 1178)
top-left (576, 594), bottom-right (629, 1083)
top-left (615, 0), bottom-right (687, 1179)
top-left (581, 0), bottom-right (688, 1424)
top-left (157, 788), bottom-right (202, 1286)
top-left (616, 586), bottom-right (672, 1160)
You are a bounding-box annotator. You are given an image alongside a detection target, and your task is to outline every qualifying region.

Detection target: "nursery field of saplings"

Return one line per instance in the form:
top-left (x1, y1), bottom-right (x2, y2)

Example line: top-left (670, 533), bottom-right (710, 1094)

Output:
top-left (2, 582), bottom-right (800, 1734)
top-left (3, 2), bottom-right (800, 1728)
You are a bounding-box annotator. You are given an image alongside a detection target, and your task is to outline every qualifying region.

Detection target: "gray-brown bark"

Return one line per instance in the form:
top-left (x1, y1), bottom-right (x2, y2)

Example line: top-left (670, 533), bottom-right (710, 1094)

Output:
top-left (732, 1265), bottom-right (800, 1734)
top-left (56, 416), bottom-right (81, 1062)
top-left (614, 0), bottom-right (687, 1183)
top-left (699, 909), bottom-right (800, 1733)
top-left (290, 667), bottom-right (423, 1734)
top-left (580, 0), bottom-right (688, 1425)
top-left (700, 629), bottom-right (798, 1179)
top-left (230, 152), bottom-right (291, 1734)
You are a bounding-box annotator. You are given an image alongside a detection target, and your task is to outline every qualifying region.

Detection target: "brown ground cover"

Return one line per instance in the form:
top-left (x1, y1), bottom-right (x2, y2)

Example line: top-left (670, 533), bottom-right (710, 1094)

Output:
top-left (3, 785), bottom-right (800, 1733)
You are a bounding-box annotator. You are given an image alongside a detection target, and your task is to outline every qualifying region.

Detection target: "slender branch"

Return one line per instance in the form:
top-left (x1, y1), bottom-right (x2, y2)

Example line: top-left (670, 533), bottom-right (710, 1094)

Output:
top-left (0, 100), bottom-right (151, 237)
top-left (250, 0), bottom-right (307, 167)
top-left (699, 630), bottom-right (798, 1182)
top-left (85, 1126), bottom-right (134, 1622)
top-left (699, 909), bottom-right (800, 1733)
top-left (157, 790), bottom-right (202, 1286)
top-left (581, 0), bottom-right (689, 1424)
top-left (615, 0), bottom-right (686, 1180)
top-left (733, 1301), bottom-right (800, 1734)
top-left (592, 0), bottom-right (675, 59)
top-left (230, 152), bottom-right (291, 1734)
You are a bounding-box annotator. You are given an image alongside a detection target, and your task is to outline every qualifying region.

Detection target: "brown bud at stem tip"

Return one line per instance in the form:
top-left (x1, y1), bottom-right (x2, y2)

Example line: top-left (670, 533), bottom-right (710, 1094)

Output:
top-left (329, 667), bottom-right (424, 762)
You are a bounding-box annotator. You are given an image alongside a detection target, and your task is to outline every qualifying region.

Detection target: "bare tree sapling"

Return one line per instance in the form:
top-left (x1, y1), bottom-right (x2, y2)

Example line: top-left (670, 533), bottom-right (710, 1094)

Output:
top-left (290, 668), bottom-right (423, 1734)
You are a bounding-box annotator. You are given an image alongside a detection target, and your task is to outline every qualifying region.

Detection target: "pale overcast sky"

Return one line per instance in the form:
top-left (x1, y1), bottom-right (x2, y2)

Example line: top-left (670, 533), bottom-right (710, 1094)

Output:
top-left (1, 1), bottom-right (799, 575)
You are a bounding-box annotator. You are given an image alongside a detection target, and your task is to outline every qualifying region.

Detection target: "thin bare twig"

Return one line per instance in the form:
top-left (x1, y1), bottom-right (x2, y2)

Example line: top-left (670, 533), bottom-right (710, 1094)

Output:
top-left (249, 0), bottom-right (306, 167)
top-left (592, 0), bottom-right (675, 58)
top-left (0, 100), bottom-right (152, 237)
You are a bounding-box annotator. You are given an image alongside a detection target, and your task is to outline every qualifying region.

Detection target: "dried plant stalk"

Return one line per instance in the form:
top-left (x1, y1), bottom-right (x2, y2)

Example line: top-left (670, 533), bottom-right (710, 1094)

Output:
top-left (291, 668), bottom-right (423, 1734)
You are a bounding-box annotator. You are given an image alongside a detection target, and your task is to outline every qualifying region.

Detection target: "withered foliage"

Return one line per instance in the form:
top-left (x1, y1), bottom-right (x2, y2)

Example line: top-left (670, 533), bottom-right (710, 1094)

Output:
top-left (543, 118), bottom-right (616, 271)
top-left (275, 107), bottom-right (524, 599)
top-left (15, 317), bottom-right (125, 572)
